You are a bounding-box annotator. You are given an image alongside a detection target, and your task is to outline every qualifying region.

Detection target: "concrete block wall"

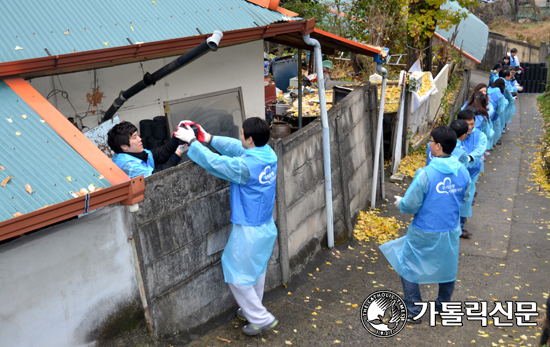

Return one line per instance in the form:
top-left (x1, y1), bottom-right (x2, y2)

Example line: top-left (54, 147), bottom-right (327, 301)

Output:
top-left (273, 84), bottom-right (379, 277)
top-left (130, 160), bottom-right (281, 338)
top-left (129, 83), bottom-right (379, 338)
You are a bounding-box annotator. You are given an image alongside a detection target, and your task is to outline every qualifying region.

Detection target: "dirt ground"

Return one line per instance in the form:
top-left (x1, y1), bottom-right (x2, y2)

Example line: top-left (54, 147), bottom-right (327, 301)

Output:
top-left (489, 20), bottom-right (550, 46)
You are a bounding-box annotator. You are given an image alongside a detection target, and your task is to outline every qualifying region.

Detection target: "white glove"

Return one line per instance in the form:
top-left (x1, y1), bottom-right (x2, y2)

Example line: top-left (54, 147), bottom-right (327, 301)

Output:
top-left (178, 120), bottom-right (195, 128)
top-left (393, 195), bottom-right (402, 207)
top-left (175, 126), bottom-right (196, 143)
top-left (177, 144), bottom-right (188, 152)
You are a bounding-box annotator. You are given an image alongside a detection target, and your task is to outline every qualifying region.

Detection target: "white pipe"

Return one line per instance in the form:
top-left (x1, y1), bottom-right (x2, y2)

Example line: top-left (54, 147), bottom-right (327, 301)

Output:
top-left (392, 71), bottom-right (407, 175)
top-left (303, 34), bottom-right (334, 249)
top-left (371, 63), bottom-right (388, 209)
top-left (206, 30), bottom-right (223, 49)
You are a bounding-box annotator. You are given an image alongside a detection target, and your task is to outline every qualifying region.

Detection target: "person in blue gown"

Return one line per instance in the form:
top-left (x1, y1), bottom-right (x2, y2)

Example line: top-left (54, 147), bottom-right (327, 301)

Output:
top-left (381, 126), bottom-right (471, 322)
top-left (177, 117), bottom-right (279, 336)
top-left (498, 68), bottom-right (516, 132)
top-left (456, 109), bottom-right (487, 237)
top-left (489, 62), bottom-right (503, 85)
top-left (488, 79), bottom-right (509, 147)
top-left (462, 91), bottom-right (494, 152)
top-left (108, 121), bottom-right (185, 178)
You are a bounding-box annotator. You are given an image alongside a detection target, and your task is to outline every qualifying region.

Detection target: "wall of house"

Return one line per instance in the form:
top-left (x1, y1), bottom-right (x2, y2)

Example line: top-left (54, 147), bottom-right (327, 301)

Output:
top-left (27, 40), bottom-right (265, 131)
top-left (0, 205), bottom-right (141, 347)
top-left (480, 32), bottom-right (542, 70)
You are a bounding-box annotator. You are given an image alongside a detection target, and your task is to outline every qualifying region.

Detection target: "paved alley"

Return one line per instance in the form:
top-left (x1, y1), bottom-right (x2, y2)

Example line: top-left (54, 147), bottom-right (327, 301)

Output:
top-left (106, 77), bottom-right (550, 347)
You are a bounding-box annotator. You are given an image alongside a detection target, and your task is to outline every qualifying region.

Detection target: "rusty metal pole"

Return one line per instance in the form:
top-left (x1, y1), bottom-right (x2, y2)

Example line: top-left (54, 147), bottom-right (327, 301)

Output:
top-left (298, 49), bottom-right (303, 129)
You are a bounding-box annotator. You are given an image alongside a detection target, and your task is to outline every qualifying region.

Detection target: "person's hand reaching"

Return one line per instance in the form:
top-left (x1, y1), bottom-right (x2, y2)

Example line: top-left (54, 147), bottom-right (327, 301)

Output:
top-left (393, 195), bottom-right (402, 208)
top-left (175, 126), bottom-right (196, 144)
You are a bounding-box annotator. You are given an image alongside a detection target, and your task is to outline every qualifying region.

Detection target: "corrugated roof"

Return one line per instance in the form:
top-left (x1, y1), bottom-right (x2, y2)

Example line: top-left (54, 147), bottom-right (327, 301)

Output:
top-left (435, 1), bottom-right (488, 63)
top-left (0, 80), bottom-right (112, 223)
top-left (0, 0), bottom-right (296, 64)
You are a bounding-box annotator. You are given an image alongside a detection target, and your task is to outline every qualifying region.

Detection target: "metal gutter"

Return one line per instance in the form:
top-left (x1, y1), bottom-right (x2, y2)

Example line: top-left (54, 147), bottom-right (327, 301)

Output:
top-left (312, 28), bottom-right (382, 57)
top-left (0, 20), bottom-right (312, 78)
top-left (0, 177), bottom-right (145, 242)
top-left (303, 33), bottom-right (334, 249)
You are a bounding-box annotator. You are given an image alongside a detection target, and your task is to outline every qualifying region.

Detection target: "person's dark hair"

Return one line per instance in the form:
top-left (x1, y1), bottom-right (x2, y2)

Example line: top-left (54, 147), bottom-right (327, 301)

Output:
top-left (510, 48), bottom-right (517, 53)
top-left (450, 119), bottom-right (469, 139)
top-left (107, 121), bottom-right (138, 154)
top-left (511, 65), bottom-right (520, 71)
top-left (502, 56), bottom-right (510, 64)
top-left (457, 108), bottom-right (475, 121)
top-left (499, 68), bottom-right (511, 78)
top-left (242, 117), bottom-right (271, 147)
top-left (466, 92), bottom-right (489, 119)
top-left (490, 78), bottom-right (506, 93)
top-left (492, 62), bottom-right (503, 71)
top-left (431, 126), bottom-right (457, 155)
top-left (467, 83), bottom-right (488, 105)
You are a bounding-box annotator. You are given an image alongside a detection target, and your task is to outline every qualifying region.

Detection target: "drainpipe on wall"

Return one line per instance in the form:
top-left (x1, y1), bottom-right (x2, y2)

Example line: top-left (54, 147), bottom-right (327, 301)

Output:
top-left (102, 30), bottom-right (223, 122)
top-left (303, 34), bottom-right (334, 249)
top-left (371, 48), bottom-right (389, 209)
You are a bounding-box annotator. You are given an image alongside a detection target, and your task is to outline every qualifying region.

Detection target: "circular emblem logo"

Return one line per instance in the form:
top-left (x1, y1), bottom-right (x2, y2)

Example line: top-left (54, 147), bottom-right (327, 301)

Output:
top-left (360, 290), bottom-right (407, 338)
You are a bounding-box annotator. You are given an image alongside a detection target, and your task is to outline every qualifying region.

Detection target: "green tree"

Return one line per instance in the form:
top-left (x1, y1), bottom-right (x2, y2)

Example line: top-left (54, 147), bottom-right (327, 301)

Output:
top-left (406, 0), bottom-right (478, 70)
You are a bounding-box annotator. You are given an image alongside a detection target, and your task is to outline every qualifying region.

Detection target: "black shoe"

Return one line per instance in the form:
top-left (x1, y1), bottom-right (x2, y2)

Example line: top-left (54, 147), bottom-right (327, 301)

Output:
top-left (496, 140), bottom-right (502, 145)
top-left (407, 316), bottom-right (422, 324)
top-left (460, 230), bottom-right (473, 239)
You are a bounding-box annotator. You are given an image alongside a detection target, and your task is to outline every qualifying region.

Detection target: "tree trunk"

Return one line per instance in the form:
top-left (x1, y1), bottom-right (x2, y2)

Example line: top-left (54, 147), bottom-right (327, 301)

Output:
top-left (423, 37), bottom-right (433, 73)
top-left (350, 52), bottom-right (365, 74)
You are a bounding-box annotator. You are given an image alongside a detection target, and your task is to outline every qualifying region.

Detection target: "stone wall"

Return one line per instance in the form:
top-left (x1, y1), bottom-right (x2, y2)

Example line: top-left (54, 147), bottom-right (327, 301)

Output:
top-left (273, 84), bottom-right (379, 278)
top-left (480, 32), bottom-right (542, 70)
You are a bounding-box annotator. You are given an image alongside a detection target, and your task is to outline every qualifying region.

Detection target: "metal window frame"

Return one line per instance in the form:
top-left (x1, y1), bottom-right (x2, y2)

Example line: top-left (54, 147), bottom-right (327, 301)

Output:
top-left (164, 86), bottom-right (246, 133)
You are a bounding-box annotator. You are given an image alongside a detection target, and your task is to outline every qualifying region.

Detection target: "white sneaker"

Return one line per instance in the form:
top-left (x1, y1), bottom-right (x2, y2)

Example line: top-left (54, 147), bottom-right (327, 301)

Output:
top-left (485, 151), bottom-right (490, 156)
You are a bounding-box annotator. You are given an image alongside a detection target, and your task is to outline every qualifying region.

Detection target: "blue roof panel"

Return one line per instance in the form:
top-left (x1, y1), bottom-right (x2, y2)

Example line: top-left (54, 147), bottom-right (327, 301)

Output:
top-left (435, 1), bottom-right (489, 62)
top-left (0, 80), bottom-right (112, 223)
top-left (0, 0), bottom-right (294, 63)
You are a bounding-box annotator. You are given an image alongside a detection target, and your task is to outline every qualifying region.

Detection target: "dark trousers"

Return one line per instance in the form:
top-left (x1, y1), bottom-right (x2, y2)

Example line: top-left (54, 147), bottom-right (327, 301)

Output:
top-left (400, 276), bottom-right (455, 317)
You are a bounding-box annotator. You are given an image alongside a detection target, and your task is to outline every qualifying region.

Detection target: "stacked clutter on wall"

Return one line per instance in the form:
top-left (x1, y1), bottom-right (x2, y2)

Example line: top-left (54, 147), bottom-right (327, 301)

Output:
top-left (516, 62), bottom-right (548, 93)
top-left (140, 116), bottom-right (168, 150)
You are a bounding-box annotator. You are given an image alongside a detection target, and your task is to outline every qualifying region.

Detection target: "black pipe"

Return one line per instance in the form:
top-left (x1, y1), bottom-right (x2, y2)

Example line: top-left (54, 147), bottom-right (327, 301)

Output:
top-left (102, 31), bottom-right (222, 122)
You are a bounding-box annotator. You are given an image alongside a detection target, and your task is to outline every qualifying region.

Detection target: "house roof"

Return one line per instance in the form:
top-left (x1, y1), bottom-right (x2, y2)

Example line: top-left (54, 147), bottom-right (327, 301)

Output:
top-left (0, 1), bottom-right (380, 78)
top-left (0, 76), bottom-right (144, 241)
top-left (0, 0), bottom-right (296, 64)
top-left (435, 1), bottom-right (488, 64)
top-left (267, 25), bottom-right (382, 57)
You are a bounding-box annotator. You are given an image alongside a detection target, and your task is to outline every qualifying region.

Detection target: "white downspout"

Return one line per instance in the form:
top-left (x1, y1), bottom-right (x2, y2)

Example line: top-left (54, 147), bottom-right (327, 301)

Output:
top-left (371, 62), bottom-right (388, 208)
top-left (303, 34), bottom-right (334, 249)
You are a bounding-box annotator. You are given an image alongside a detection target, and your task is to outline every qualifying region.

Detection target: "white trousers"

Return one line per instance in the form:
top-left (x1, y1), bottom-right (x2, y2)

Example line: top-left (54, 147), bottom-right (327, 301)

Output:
top-left (228, 272), bottom-right (275, 326)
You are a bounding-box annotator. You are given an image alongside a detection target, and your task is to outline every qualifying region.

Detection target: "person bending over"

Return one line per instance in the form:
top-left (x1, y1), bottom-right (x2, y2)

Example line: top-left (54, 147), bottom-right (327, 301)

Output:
top-left (107, 121), bottom-right (186, 178)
